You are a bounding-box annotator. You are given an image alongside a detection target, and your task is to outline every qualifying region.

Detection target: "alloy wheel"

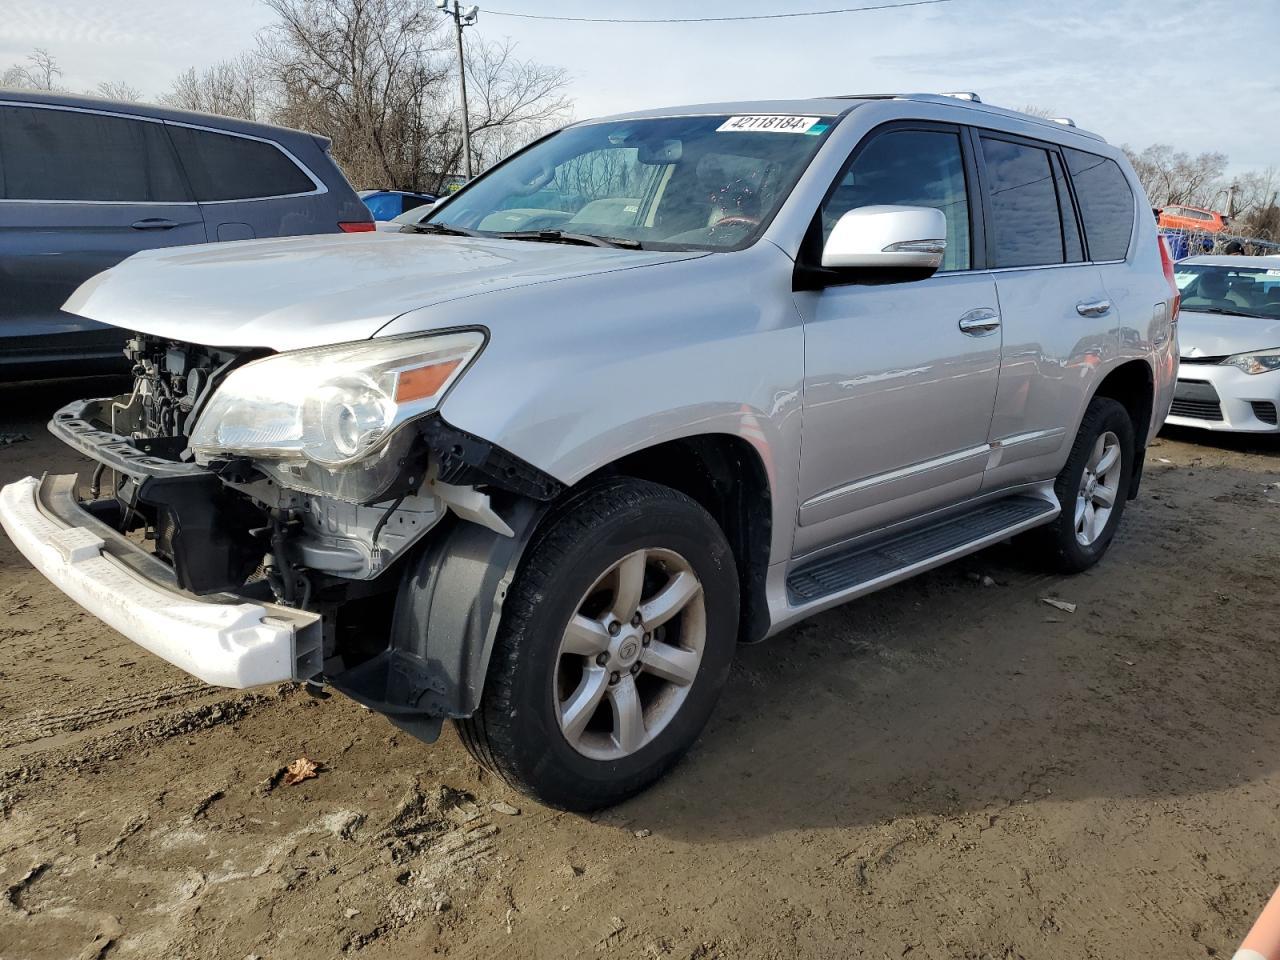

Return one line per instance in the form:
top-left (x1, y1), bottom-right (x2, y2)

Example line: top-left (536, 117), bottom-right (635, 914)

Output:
top-left (554, 548), bottom-right (706, 761)
top-left (1074, 430), bottom-right (1122, 546)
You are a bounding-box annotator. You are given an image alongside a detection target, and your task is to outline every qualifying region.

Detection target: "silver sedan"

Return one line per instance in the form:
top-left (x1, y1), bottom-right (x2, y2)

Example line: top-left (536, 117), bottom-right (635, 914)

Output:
top-left (1169, 255), bottom-right (1280, 432)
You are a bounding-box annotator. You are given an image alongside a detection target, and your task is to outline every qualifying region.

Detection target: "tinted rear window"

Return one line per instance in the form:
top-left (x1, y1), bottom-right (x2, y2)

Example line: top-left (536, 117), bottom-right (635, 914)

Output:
top-left (166, 125), bottom-right (316, 201)
top-left (1064, 148), bottom-right (1135, 261)
top-left (980, 136), bottom-right (1068, 268)
top-left (0, 105), bottom-right (189, 202)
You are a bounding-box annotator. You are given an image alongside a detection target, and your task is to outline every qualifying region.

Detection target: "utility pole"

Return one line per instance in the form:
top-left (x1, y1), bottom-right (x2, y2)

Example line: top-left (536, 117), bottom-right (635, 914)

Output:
top-left (437, 1), bottom-right (479, 180)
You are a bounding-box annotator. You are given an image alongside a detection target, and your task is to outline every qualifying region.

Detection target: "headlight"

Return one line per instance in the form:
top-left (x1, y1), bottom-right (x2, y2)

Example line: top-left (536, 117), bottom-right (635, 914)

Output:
top-left (190, 331), bottom-right (484, 467)
top-left (1223, 347), bottom-right (1280, 375)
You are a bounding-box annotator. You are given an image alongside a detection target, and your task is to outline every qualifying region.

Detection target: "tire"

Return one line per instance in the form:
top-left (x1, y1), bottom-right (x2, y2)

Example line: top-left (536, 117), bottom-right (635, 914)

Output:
top-left (455, 478), bottom-right (739, 811)
top-left (1030, 396), bottom-right (1135, 573)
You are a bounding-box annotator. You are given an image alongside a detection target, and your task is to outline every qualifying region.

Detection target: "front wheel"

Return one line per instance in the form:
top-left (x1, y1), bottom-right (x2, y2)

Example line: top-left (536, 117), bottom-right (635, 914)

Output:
top-left (1031, 396), bottom-right (1136, 573)
top-left (455, 478), bottom-right (739, 811)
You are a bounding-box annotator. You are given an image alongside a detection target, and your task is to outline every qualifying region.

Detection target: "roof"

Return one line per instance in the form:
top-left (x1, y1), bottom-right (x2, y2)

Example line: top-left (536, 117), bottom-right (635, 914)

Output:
top-left (579, 93), bottom-right (1106, 143)
top-left (0, 87), bottom-right (324, 147)
top-left (579, 99), bottom-right (860, 124)
top-left (1182, 255), bottom-right (1280, 267)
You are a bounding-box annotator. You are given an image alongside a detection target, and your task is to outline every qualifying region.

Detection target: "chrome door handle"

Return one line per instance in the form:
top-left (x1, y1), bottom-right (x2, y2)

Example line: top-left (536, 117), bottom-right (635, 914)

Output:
top-left (1076, 299), bottom-right (1112, 318)
top-left (958, 308), bottom-right (1001, 336)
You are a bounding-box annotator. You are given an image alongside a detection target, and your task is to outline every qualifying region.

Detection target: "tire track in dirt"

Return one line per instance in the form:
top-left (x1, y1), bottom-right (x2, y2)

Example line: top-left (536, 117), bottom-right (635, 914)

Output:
top-left (2, 679), bottom-right (210, 749)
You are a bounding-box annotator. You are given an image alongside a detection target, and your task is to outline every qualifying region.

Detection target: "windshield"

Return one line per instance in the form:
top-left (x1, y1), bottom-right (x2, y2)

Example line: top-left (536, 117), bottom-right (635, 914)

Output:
top-left (424, 114), bottom-right (836, 251)
top-left (1175, 263), bottom-right (1280, 318)
top-left (391, 202), bottom-right (434, 226)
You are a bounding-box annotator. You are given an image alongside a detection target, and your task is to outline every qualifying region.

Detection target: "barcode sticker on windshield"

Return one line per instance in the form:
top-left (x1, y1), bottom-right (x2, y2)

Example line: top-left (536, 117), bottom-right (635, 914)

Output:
top-left (717, 115), bottom-right (822, 134)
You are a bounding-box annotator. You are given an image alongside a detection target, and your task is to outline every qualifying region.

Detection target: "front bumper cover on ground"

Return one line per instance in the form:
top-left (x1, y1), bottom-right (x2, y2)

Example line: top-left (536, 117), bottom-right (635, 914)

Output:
top-left (0, 474), bottom-right (322, 688)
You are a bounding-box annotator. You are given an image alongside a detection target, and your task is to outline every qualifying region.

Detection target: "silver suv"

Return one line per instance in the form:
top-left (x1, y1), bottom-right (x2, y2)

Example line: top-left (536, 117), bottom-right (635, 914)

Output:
top-left (0, 94), bottom-right (1178, 809)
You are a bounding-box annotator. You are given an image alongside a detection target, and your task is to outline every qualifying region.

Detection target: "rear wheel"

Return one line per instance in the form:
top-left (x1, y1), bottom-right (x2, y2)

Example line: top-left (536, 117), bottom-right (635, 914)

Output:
top-left (1031, 396), bottom-right (1135, 573)
top-left (455, 478), bottom-right (739, 811)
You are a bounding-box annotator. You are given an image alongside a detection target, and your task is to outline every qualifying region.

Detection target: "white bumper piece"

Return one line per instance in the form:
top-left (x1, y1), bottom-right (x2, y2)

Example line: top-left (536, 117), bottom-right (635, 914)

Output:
top-left (0, 475), bottom-right (321, 688)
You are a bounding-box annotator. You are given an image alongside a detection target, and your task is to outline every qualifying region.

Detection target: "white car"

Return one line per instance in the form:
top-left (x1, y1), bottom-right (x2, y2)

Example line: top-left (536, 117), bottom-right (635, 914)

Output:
top-left (376, 199), bottom-right (440, 232)
top-left (1169, 255), bottom-right (1280, 432)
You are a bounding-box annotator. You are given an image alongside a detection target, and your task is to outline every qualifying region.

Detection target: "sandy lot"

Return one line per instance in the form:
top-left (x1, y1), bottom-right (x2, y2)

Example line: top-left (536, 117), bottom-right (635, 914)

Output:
top-left (2, 376), bottom-right (1279, 960)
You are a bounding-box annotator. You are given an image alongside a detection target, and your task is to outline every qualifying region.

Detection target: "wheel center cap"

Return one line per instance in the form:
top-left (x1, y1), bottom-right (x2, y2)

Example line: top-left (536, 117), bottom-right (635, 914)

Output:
top-left (617, 638), bottom-right (641, 665)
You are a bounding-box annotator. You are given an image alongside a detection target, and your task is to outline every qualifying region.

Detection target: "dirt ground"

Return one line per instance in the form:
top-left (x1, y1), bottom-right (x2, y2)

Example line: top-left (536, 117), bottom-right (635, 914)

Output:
top-left (2, 376), bottom-right (1279, 960)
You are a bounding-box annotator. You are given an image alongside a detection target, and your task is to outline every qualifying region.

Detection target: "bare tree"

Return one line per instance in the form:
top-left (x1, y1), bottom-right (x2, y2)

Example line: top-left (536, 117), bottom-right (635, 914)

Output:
top-left (1123, 143), bottom-right (1229, 209)
top-left (93, 80), bottom-right (143, 102)
top-left (2, 47), bottom-right (65, 90)
top-left (162, 54), bottom-right (264, 120)
top-left (1233, 167), bottom-right (1280, 241)
top-left (254, 0), bottom-right (569, 191)
top-left (258, 0), bottom-right (454, 190)
top-left (1017, 104), bottom-right (1055, 119)
top-left (464, 37), bottom-right (570, 174)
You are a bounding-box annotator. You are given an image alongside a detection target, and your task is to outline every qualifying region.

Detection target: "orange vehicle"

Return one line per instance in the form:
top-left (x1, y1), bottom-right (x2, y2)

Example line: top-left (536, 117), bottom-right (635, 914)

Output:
top-left (1158, 204), bottom-right (1231, 233)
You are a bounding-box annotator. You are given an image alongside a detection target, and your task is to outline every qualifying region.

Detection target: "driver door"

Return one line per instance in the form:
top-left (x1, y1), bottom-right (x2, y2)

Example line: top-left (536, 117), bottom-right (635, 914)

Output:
top-left (791, 123), bottom-right (1001, 556)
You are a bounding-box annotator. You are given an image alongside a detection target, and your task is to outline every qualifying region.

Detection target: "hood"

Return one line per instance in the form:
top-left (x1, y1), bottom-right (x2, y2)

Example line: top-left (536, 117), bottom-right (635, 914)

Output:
top-left (63, 232), bottom-right (703, 351)
top-left (1177, 308), bottom-right (1280, 359)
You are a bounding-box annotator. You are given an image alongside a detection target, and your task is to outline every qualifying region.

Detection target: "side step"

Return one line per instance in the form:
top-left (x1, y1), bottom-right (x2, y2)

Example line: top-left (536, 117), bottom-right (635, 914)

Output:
top-left (786, 494), bottom-right (1058, 605)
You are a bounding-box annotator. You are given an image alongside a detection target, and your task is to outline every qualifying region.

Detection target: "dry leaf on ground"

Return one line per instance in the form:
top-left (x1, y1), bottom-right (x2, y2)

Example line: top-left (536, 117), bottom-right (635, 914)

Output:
top-left (283, 757), bottom-right (320, 786)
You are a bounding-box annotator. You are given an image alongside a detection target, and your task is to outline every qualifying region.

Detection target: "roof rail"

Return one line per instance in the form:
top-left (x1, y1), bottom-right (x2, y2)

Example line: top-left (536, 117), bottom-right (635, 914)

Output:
top-left (817, 92), bottom-right (1106, 143)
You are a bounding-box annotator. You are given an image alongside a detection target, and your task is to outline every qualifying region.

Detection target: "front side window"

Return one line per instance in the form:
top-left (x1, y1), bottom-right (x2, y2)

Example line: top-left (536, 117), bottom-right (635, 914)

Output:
top-left (980, 136), bottom-right (1070, 269)
top-left (1065, 147), bottom-right (1135, 261)
top-left (166, 125), bottom-right (316, 201)
top-left (0, 106), bottom-right (189, 202)
top-left (426, 114), bottom-right (835, 251)
top-left (820, 128), bottom-right (971, 271)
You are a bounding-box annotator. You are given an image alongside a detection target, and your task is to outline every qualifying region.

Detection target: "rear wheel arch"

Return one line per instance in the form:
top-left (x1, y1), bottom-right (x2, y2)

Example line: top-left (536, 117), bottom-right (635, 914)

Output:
top-left (1089, 359), bottom-right (1155, 498)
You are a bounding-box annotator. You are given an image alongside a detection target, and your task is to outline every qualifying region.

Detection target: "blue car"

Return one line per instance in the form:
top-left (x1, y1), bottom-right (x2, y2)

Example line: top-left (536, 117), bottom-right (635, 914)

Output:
top-left (359, 189), bottom-right (437, 221)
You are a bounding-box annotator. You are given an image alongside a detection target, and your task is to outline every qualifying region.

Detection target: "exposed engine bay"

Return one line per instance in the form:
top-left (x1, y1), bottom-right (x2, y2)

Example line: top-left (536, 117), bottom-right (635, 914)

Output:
top-left (54, 334), bottom-right (561, 609)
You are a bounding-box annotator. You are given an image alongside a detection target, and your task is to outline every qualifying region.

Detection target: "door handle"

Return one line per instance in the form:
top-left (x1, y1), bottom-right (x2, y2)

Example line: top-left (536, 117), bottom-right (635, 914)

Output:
top-left (1076, 299), bottom-right (1112, 318)
top-left (958, 308), bottom-right (1001, 336)
top-left (131, 218), bottom-right (179, 230)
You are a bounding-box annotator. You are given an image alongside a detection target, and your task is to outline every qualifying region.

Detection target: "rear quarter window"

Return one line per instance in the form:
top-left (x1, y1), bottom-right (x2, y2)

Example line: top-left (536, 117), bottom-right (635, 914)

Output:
top-left (166, 125), bottom-right (316, 201)
top-left (1064, 148), bottom-right (1135, 261)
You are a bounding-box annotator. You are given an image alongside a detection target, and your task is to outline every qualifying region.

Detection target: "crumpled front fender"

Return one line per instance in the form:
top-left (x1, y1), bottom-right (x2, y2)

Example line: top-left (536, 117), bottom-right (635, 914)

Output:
top-left (324, 497), bottom-right (546, 741)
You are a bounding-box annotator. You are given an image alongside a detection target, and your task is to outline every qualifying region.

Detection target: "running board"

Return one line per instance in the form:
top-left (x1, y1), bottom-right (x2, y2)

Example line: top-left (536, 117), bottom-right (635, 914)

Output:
top-left (786, 494), bottom-right (1059, 606)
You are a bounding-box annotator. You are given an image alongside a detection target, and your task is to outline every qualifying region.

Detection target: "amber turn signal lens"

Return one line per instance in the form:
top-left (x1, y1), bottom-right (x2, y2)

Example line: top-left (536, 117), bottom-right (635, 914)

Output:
top-left (395, 359), bottom-right (463, 403)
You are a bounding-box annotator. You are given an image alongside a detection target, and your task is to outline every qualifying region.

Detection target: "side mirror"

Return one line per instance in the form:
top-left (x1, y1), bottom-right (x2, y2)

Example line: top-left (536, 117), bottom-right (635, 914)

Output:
top-left (821, 205), bottom-right (947, 272)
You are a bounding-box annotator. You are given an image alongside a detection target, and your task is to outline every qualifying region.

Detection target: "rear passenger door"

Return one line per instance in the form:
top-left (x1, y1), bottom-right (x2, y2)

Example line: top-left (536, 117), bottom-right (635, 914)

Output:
top-left (0, 104), bottom-right (205, 362)
top-left (164, 124), bottom-right (328, 241)
top-left (974, 130), bottom-right (1118, 492)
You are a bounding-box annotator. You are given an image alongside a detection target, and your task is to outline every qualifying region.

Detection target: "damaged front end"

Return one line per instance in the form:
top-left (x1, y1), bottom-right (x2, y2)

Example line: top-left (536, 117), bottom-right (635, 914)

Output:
top-left (19, 332), bottom-right (564, 742)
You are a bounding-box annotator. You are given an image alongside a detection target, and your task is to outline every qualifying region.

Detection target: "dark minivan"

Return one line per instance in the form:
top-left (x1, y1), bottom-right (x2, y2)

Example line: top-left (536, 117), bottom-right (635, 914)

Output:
top-left (0, 90), bottom-right (372, 377)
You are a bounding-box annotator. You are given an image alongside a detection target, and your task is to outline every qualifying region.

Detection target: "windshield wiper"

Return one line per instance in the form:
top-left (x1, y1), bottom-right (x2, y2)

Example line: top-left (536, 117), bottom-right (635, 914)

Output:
top-left (1188, 306), bottom-right (1257, 318)
top-left (403, 222), bottom-right (482, 237)
top-left (494, 229), bottom-right (643, 250)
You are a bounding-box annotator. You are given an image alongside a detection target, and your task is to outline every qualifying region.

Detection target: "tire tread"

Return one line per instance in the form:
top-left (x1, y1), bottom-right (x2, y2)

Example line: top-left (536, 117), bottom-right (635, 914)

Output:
top-left (455, 478), bottom-right (728, 807)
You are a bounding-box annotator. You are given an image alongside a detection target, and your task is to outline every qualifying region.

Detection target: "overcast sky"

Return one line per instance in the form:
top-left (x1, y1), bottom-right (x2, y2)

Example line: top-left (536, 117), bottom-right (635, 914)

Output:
top-left (3, 0), bottom-right (1276, 171)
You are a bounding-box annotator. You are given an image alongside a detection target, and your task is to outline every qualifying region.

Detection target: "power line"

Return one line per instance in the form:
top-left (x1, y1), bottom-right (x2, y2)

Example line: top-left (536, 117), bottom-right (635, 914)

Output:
top-left (483, 0), bottom-right (952, 25)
